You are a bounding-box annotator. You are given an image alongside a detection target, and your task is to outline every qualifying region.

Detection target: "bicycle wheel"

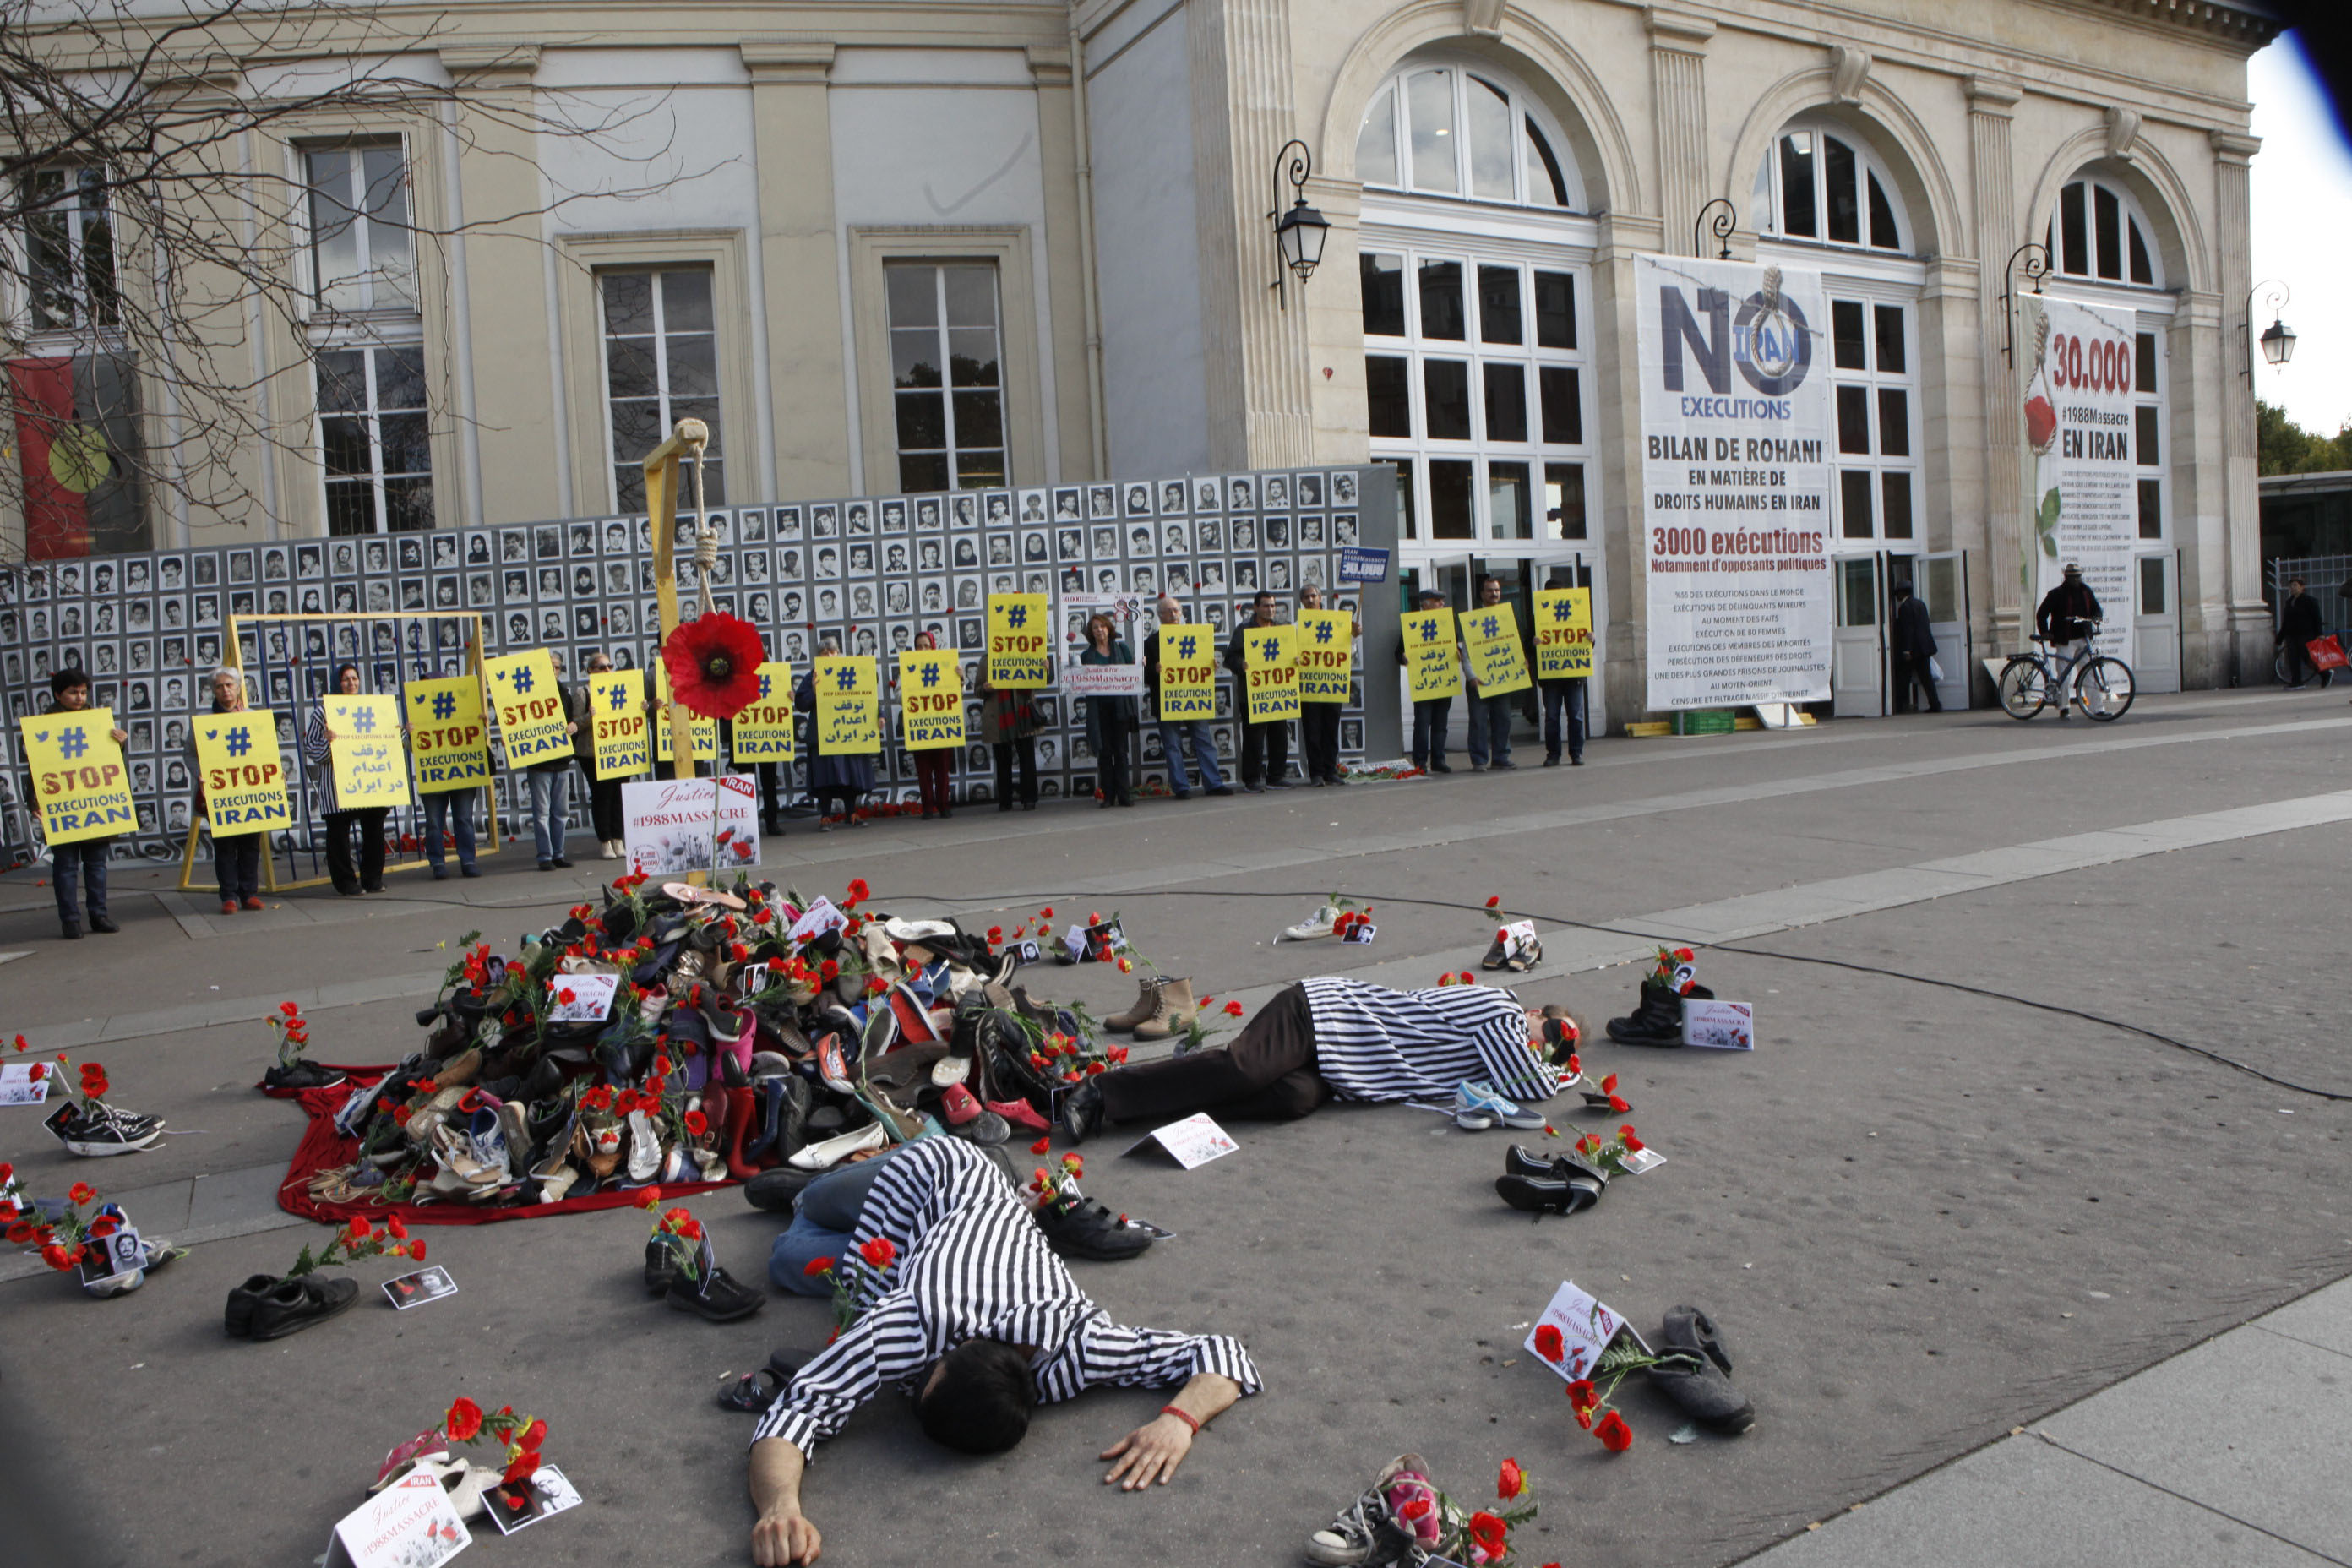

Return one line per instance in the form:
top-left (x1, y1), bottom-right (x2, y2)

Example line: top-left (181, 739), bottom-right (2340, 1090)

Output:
top-left (2074, 656), bottom-right (2135, 721)
top-left (1997, 656), bottom-right (2046, 719)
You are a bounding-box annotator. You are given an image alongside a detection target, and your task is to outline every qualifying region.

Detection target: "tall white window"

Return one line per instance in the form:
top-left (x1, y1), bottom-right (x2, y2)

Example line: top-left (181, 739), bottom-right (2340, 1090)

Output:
top-left (22, 166), bottom-right (118, 329)
top-left (304, 141), bottom-right (431, 534)
top-left (1362, 248), bottom-right (1591, 542)
top-left (2045, 177), bottom-right (2161, 286)
top-left (600, 268), bottom-right (723, 509)
top-left (1752, 125), bottom-right (1906, 252)
top-left (1356, 65), bottom-right (1578, 210)
top-left (1827, 296), bottom-right (1919, 542)
top-left (885, 261), bottom-right (1006, 492)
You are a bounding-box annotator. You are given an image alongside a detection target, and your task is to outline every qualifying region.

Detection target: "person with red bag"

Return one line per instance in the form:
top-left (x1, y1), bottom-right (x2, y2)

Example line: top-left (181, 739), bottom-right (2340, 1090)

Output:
top-left (2278, 577), bottom-right (2325, 689)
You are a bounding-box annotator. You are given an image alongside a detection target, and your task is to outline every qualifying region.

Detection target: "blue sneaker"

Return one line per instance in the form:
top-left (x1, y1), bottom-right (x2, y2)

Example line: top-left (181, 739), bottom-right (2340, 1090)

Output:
top-left (1454, 1081), bottom-right (1545, 1131)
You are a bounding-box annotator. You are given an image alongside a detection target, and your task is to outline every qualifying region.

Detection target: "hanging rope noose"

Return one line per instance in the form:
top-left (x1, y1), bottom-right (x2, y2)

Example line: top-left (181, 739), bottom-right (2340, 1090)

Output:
top-left (676, 420), bottom-right (727, 877)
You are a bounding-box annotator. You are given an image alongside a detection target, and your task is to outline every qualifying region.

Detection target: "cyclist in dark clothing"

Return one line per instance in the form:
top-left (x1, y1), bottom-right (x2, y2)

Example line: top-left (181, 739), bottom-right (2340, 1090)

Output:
top-left (2034, 564), bottom-right (2104, 720)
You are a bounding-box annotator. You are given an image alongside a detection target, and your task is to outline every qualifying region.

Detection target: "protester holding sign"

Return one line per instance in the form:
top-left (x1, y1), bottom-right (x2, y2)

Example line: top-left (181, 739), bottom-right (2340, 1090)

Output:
top-left (797, 640), bottom-right (878, 828)
top-left (1078, 614), bottom-right (1139, 808)
top-left (1295, 585), bottom-right (1353, 787)
top-left (1144, 596), bottom-right (1229, 800)
top-left (1534, 584), bottom-right (1593, 767)
top-left (732, 659), bottom-right (798, 837)
top-left (1462, 575), bottom-right (1527, 771)
top-left (528, 651), bottom-right (586, 869)
top-left (404, 673), bottom-right (493, 877)
top-left (1224, 592), bottom-right (1293, 792)
top-left (28, 667), bottom-right (130, 937)
top-left (976, 664), bottom-right (1043, 813)
top-left (1399, 591), bottom-right (1462, 774)
top-left (577, 652), bottom-right (634, 860)
top-left (188, 667), bottom-right (271, 911)
top-left (302, 663), bottom-right (394, 896)
top-left (900, 633), bottom-right (961, 820)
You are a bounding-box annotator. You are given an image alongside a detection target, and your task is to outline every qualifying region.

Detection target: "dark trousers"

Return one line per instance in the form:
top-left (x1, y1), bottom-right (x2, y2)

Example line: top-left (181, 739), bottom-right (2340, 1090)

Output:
top-left (1896, 652), bottom-right (1943, 712)
top-left (1095, 983), bottom-right (1331, 1124)
top-left (323, 807), bottom-right (389, 892)
top-left (1541, 679), bottom-right (1587, 761)
top-left (212, 832), bottom-right (262, 901)
top-left (2282, 640), bottom-right (2315, 687)
top-left (1411, 697), bottom-right (1453, 767)
top-left (993, 738), bottom-right (1037, 807)
top-left (1239, 719), bottom-right (1289, 787)
top-left (1097, 720), bottom-right (1133, 803)
top-left (585, 764), bottom-right (625, 842)
top-left (1467, 692), bottom-right (1515, 766)
top-left (1300, 703), bottom-right (1342, 782)
top-left (52, 837), bottom-right (111, 924)
top-left (915, 749), bottom-right (952, 814)
top-left (422, 788), bottom-right (477, 869)
top-left (757, 763), bottom-right (786, 832)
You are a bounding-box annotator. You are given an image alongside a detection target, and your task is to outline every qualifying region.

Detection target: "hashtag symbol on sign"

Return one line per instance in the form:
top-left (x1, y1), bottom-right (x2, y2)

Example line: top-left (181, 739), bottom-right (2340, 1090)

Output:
top-left (1552, 601), bottom-right (1573, 622)
top-left (1315, 622), bottom-right (1333, 644)
top-left (1260, 638), bottom-right (1279, 661)
top-left (835, 667), bottom-right (856, 691)
top-left (607, 686), bottom-right (628, 710)
top-left (510, 668), bottom-right (534, 694)
top-left (1006, 605), bottom-right (1028, 628)
top-left (1178, 635), bottom-right (1196, 660)
top-left (431, 691), bottom-right (457, 720)
top-left (57, 727), bottom-right (88, 760)
top-left (226, 728), bottom-right (252, 759)
top-left (352, 707), bottom-right (377, 734)
top-left (920, 663), bottom-right (940, 688)
top-left (759, 674), bottom-right (772, 700)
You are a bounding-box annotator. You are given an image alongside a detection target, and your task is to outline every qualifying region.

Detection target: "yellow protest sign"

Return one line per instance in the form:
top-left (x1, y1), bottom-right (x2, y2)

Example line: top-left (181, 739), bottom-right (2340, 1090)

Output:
top-left (193, 710), bottom-right (291, 832)
top-left (732, 662), bottom-right (797, 763)
top-left (482, 650), bottom-right (572, 769)
top-left (1243, 623), bottom-right (1300, 723)
top-left (1462, 605), bottom-right (1531, 698)
top-left (1403, 609), bottom-right (1463, 701)
top-left (324, 696), bottom-right (411, 809)
top-left (20, 708), bottom-right (134, 845)
top-left (816, 656), bottom-right (880, 755)
top-left (589, 671), bottom-right (651, 779)
top-left (987, 594), bottom-right (1052, 688)
top-left (653, 665), bottom-right (719, 763)
top-left (898, 651), bottom-right (966, 751)
top-left (403, 677), bottom-right (491, 791)
top-left (1534, 588), bottom-right (1594, 679)
top-left (1296, 610), bottom-right (1353, 704)
top-left (1154, 624), bottom-right (1217, 721)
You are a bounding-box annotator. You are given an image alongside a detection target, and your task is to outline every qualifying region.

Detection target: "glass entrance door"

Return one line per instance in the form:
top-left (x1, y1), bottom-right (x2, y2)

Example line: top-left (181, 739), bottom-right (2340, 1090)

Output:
top-left (1832, 553), bottom-right (1886, 716)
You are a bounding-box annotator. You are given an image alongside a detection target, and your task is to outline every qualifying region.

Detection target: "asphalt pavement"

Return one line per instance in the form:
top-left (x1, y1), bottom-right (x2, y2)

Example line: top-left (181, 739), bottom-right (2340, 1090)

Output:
top-left (3, 685), bottom-right (2347, 1568)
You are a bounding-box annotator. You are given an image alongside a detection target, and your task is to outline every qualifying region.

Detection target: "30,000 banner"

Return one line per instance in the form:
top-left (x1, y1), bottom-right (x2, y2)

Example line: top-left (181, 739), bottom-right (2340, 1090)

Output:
top-left (1638, 255), bottom-right (1832, 710)
top-left (2020, 295), bottom-right (2137, 667)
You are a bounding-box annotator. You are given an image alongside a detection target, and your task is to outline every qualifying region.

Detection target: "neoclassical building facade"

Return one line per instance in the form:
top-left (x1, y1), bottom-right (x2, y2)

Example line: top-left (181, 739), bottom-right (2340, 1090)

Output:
top-left (3, 0), bottom-right (2281, 724)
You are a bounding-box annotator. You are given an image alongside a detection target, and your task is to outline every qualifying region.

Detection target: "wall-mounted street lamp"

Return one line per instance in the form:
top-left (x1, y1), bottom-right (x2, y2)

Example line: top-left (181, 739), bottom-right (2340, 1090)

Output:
top-left (1693, 197), bottom-right (1735, 259)
top-left (1270, 139), bottom-right (1329, 309)
top-left (1999, 241), bottom-right (2050, 365)
top-left (2247, 279), bottom-right (2295, 377)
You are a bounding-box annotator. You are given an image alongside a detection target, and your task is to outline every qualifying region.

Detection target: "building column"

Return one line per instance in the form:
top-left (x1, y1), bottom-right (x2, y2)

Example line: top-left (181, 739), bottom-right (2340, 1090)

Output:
top-left (1189, 0), bottom-right (1315, 470)
top-left (1966, 76), bottom-right (2023, 652)
top-left (1647, 9), bottom-right (1715, 259)
top-left (2211, 129), bottom-right (2268, 685)
top-left (742, 41), bottom-right (850, 504)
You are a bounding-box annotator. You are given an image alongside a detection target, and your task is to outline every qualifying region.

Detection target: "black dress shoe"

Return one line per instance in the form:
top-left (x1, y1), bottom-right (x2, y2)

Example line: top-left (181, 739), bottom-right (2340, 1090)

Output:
top-left (1494, 1171), bottom-right (1602, 1215)
top-left (552, 856), bottom-right (573, 868)
top-left (247, 1274), bottom-right (361, 1341)
top-left (1036, 1195), bottom-right (1153, 1260)
top-left (667, 1264), bottom-right (766, 1323)
top-left (1058, 1079), bottom-right (1104, 1146)
top-left (1206, 786), bottom-right (1234, 797)
top-left (60, 921), bottom-right (83, 940)
top-left (89, 914), bottom-right (119, 934)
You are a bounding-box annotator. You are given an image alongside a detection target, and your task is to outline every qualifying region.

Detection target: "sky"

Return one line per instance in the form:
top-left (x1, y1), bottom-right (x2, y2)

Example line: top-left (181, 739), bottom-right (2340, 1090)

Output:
top-left (2249, 33), bottom-right (2352, 435)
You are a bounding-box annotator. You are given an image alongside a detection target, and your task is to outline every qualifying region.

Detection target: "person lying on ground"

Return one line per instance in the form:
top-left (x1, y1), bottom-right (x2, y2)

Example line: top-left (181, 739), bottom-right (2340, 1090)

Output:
top-left (746, 1137), bottom-right (1259, 1565)
top-left (1059, 977), bottom-right (1559, 1139)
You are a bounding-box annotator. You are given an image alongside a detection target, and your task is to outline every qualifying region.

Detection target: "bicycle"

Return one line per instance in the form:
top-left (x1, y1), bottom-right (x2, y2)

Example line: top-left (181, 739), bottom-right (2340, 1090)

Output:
top-left (2272, 645), bottom-right (2336, 690)
top-left (1997, 624), bottom-right (2135, 721)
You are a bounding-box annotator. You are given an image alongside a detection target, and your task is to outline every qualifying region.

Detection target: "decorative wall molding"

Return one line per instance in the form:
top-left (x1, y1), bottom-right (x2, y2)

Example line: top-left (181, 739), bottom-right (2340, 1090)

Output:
top-left (1462, 0), bottom-right (1507, 38)
top-left (2104, 105), bottom-right (2142, 162)
top-left (1828, 44), bottom-right (1870, 105)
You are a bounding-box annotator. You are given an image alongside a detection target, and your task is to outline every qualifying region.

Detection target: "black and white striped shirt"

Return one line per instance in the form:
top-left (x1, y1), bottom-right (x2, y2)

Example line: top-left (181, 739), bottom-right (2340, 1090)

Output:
top-left (750, 1138), bottom-right (1261, 1458)
top-left (1303, 977), bottom-right (1553, 1105)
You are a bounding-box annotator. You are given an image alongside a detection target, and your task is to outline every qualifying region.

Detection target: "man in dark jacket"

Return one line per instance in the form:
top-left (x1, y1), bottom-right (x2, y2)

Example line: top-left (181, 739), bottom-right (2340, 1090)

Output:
top-left (1222, 591), bottom-right (1290, 791)
top-left (1891, 581), bottom-right (1941, 713)
top-left (2277, 577), bottom-right (2324, 689)
top-left (2034, 564), bottom-right (2104, 720)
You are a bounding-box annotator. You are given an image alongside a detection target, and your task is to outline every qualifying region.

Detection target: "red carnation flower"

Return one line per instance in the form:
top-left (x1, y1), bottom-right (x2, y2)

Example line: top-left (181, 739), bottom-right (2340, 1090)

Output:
top-left (803, 1256), bottom-right (836, 1277)
top-left (1620, 1127), bottom-right (1645, 1152)
top-left (409, 1240), bottom-right (427, 1262)
top-left (1608, 1094), bottom-right (1631, 1113)
top-left (1594, 1410), bottom-right (1634, 1452)
top-left (1498, 1457), bottom-right (1527, 1500)
top-left (858, 1237), bottom-right (897, 1270)
top-left (662, 612), bottom-right (767, 720)
top-left (444, 1397), bottom-right (484, 1442)
top-left (1485, 896), bottom-right (1500, 909)
top-left (1533, 1324), bottom-right (1565, 1363)
top-left (1223, 1000), bottom-right (1244, 1017)
top-left (1467, 1512), bottom-right (1509, 1558)
top-left (68, 1181), bottom-right (95, 1206)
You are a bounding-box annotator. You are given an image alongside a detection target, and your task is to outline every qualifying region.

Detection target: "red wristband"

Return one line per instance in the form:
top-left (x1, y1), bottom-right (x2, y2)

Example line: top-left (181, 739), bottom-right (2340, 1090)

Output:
top-left (1158, 1404), bottom-right (1201, 1435)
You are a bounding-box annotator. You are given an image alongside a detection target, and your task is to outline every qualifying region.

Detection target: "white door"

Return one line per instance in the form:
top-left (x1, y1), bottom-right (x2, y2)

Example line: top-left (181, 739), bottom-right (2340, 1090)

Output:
top-left (1832, 553), bottom-right (1886, 716)
top-left (1917, 549), bottom-right (1971, 710)
top-left (2132, 551), bottom-right (2180, 694)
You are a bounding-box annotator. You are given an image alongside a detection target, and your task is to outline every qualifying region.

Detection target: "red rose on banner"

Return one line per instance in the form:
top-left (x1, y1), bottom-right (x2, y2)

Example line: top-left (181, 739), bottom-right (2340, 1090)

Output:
top-left (663, 612), bottom-right (765, 719)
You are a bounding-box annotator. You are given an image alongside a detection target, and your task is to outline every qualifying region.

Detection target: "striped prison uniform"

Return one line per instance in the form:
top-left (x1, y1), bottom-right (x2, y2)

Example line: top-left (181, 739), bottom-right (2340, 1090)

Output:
top-left (750, 1137), bottom-right (1260, 1457)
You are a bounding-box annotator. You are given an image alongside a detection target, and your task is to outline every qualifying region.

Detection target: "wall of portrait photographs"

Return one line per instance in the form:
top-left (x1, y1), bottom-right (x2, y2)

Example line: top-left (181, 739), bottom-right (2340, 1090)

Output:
top-left (0, 466), bottom-right (1396, 865)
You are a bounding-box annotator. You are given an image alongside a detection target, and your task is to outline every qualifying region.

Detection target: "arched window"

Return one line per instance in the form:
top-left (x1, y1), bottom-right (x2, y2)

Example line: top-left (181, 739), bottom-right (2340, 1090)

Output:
top-left (1356, 65), bottom-right (1580, 210)
top-left (1751, 123), bottom-right (1907, 252)
top-left (2044, 177), bottom-right (2161, 286)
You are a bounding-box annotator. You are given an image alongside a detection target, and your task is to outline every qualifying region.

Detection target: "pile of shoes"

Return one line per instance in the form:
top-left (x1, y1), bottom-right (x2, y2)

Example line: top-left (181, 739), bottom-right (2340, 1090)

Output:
top-left (292, 877), bottom-right (1102, 1211)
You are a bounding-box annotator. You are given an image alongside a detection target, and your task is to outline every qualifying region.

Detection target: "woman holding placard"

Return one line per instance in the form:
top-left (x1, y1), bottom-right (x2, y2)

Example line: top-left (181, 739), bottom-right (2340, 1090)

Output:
top-left (302, 662), bottom-right (391, 896)
top-left (909, 630), bottom-right (956, 821)
top-left (189, 667), bottom-right (266, 912)
top-left (1078, 612), bottom-right (1138, 808)
top-left (794, 637), bottom-right (875, 829)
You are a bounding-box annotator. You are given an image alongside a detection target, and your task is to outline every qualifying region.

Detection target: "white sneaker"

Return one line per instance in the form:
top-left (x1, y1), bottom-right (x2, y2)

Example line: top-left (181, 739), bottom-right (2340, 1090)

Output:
top-left (1282, 903), bottom-right (1342, 941)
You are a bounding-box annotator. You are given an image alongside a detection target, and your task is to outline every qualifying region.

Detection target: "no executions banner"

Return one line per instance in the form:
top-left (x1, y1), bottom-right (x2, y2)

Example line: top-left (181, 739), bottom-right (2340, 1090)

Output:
top-left (1637, 255), bottom-right (1832, 710)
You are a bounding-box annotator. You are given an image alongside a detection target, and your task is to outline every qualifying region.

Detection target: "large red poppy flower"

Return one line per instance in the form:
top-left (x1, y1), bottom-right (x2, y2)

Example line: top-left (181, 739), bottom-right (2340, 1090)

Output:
top-left (662, 612), bottom-right (765, 720)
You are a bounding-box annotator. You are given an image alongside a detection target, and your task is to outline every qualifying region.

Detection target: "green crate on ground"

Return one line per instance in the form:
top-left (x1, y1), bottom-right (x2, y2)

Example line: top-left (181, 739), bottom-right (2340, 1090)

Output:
top-left (1673, 710), bottom-right (1736, 736)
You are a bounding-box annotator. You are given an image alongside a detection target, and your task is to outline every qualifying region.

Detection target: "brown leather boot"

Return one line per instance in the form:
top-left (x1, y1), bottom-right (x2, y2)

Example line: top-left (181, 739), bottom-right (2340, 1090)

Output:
top-left (1132, 977), bottom-right (1197, 1042)
top-left (1103, 975), bottom-right (1163, 1033)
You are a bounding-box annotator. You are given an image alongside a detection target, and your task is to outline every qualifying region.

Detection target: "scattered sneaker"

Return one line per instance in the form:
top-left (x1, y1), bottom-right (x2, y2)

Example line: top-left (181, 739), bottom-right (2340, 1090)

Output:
top-left (261, 1061), bottom-right (347, 1092)
top-left (245, 1272), bottom-right (362, 1340)
top-left (667, 1264), bottom-right (766, 1323)
top-left (1057, 1080), bottom-right (1105, 1146)
top-left (1648, 1304), bottom-right (1755, 1433)
top-left (1282, 903), bottom-right (1342, 941)
top-left (225, 1272), bottom-right (281, 1337)
top-left (1305, 1456), bottom-right (1440, 1568)
top-left (1035, 1194), bottom-right (1153, 1260)
top-left (645, 1233), bottom-right (681, 1295)
top-left (51, 1102), bottom-right (164, 1157)
top-left (1453, 1081), bottom-right (1545, 1131)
